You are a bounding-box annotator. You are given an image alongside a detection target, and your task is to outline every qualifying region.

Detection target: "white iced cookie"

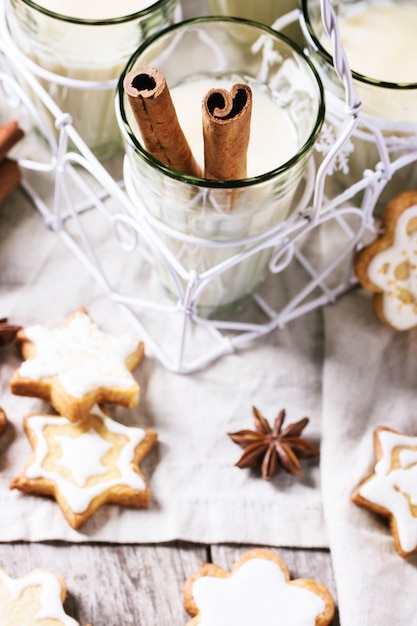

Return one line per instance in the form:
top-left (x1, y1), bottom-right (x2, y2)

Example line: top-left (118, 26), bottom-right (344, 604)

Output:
top-left (355, 190), bottom-right (417, 330)
top-left (0, 567), bottom-right (81, 625)
top-left (352, 426), bottom-right (417, 558)
top-left (183, 549), bottom-right (335, 626)
top-left (10, 405), bottom-right (157, 529)
top-left (10, 308), bottom-right (144, 422)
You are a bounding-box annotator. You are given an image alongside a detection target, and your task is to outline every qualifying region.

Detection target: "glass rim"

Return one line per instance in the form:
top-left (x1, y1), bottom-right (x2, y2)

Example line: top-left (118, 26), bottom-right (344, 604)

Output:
top-left (14, 0), bottom-right (175, 25)
top-left (116, 15), bottom-right (325, 189)
top-left (300, 0), bottom-right (417, 90)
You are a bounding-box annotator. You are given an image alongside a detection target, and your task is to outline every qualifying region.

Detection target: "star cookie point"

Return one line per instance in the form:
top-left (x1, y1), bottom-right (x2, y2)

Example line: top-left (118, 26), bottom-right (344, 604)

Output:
top-left (10, 406), bottom-right (157, 529)
top-left (355, 190), bottom-right (417, 330)
top-left (352, 425), bottom-right (417, 558)
top-left (0, 567), bottom-right (80, 625)
top-left (10, 308), bottom-right (144, 422)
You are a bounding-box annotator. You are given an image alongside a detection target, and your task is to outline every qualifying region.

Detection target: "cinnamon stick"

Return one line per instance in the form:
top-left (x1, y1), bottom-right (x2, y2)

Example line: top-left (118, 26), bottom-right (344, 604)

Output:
top-left (202, 83), bottom-right (252, 211)
top-left (0, 317), bottom-right (21, 347)
top-left (0, 121), bottom-right (24, 163)
top-left (123, 66), bottom-right (202, 178)
top-left (0, 158), bottom-right (22, 204)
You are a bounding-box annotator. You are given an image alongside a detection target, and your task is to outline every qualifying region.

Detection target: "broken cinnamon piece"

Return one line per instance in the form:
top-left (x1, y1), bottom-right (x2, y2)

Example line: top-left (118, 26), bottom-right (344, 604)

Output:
top-left (0, 158), bottom-right (21, 204)
top-left (123, 66), bottom-right (202, 178)
top-left (202, 83), bottom-right (252, 211)
top-left (0, 120), bottom-right (24, 163)
top-left (0, 406), bottom-right (7, 436)
top-left (0, 318), bottom-right (21, 347)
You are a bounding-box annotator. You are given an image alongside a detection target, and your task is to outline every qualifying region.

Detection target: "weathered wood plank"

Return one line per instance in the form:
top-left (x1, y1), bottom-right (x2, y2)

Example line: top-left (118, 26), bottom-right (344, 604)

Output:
top-left (0, 541), bottom-right (207, 625)
top-left (0, 541), bottom-right (340, 624)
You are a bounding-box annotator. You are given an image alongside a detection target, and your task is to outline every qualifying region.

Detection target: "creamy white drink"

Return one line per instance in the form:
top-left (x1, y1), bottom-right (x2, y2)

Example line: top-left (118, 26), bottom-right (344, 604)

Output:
top-left (315, 0), bottom-right (417, 121)
top-left (32, 0), bottom-right (157, 19)
top-left (9, 0), bottom-right (177, 158)
top-left (170, 78), bottom-right (298, 177)
top-left (339, 2), bottom-right (417, 84)
top-left (312, 0), bottom-right (417, 207)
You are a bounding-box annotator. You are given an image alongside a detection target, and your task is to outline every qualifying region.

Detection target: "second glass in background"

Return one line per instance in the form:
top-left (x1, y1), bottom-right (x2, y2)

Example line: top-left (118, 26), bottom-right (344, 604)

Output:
top-left (6, 0), bottom-right (178, 159)
top-left (204, 0), bottom-right (303, 44)
top-left (301, 0), bottom-right (417, 208)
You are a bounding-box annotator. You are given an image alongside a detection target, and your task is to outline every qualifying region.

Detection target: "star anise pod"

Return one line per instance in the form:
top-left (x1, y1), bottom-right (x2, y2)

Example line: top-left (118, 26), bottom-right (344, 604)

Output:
top-left (0, 318), bottom-right (21, 347)
top-left (228, 407), bottom-right (319, 480)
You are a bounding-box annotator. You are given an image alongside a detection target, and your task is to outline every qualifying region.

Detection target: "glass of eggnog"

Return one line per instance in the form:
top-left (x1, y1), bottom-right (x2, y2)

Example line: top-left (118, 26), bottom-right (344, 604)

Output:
top-left (301, 0), bottom-right (417, 207)
top-left (204, 0), bottom-right (303, 44)
top-left (6, 0), bottom-right (178, 159)
top-left (116, 17), bottom-right (324, 317)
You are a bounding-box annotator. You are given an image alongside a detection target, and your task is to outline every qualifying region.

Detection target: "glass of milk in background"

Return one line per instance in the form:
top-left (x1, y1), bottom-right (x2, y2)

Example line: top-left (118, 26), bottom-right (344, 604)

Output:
top-left (6, 0), bottom-right (178, 159)
top-left (301, 0), bottom-right (417, 208)
top-left (116, 17), bottom-right (324, 317)
top-left (204, 0), bottom-right (303, 44)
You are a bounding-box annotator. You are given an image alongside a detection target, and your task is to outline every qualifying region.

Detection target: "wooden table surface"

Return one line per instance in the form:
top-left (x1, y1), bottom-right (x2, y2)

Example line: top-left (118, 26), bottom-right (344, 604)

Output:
top-left (0, 541), bottom-right (339, 624)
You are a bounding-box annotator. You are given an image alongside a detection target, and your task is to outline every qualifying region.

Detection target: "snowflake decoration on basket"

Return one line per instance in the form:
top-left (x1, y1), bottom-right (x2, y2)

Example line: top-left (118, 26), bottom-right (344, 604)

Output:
top-left (314, 120), bottom-right (354, 175)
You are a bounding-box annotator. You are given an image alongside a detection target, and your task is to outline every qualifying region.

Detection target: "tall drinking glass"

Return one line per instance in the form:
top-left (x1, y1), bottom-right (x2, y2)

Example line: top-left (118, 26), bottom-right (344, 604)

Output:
top-left (116, 17), bottom-right (324, 317)
top-left (6, 0), bottom-right (178, 159)
top-left (301, 0), bottom-right (417, 206)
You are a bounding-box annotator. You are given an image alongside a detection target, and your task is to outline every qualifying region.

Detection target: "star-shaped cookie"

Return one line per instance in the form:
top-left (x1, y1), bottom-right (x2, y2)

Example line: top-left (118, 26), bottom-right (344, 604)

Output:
top-left (10, 406), bottom-right (157, 529)
top-left (352, 426), bottom-right (417, 558)
top-left (0, 567), bottom-right (80, 625)
top-left (354, 190), bottom-right (417, 330)
top-left (10, 308), bottom-right (144, 422)
top-left (183, 549), bottom-right (335, 626)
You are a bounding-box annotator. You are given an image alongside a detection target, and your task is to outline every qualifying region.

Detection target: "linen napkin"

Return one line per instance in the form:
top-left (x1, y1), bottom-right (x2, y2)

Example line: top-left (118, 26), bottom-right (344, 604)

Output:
top-left (321, 290), bottom-right (417, 625)
top-left (0, 172), bottom-right (327, 546)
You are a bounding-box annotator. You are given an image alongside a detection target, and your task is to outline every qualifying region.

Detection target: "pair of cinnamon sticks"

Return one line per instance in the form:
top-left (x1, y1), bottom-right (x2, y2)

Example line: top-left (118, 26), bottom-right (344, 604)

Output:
top-left (123, 67), bottom-right (252, 210)
top-left (0, 121), bottom-right (24, 204)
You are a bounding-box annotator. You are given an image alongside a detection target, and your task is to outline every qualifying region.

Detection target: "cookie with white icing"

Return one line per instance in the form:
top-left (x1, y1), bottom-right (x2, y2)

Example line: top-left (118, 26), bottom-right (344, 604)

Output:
top-left (10, 308), bottom-right (144, 422)
top-left (355, 190), bottom-right (417, 330)
top-left (0, 406), bottom-right (7, 436)
top-left (10, 405), bottom-right (157, 529)
top-left (183, 549), bottom-right (335, 626)
top-left (0, 567), bottom-right (83, 625)
top-left (352, 425), bottom-right (417, 558)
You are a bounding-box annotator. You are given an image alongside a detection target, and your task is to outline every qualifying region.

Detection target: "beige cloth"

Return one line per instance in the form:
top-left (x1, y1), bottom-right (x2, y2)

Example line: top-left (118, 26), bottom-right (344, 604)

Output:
top-left (0, 171), bottom-right (326, 545)
top-left (0, 0), bottom-right (327, 546)
top-left (321, 291), bottom-right (417, 625)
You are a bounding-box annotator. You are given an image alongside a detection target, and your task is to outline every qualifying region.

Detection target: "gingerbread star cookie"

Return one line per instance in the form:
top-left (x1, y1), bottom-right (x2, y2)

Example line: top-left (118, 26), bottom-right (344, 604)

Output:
top-left (352, 426), bottom-right (417, 558)
top-left (183, 549), bottom-right (335, 626)
top-left (0, 567), bottom-right (81, 625)
top-left (10, 308), bottom-right (144, 422)
top-left (10, 405), bottom-right (157, 529)
top-left (355, 190), bottom-right (417, 330)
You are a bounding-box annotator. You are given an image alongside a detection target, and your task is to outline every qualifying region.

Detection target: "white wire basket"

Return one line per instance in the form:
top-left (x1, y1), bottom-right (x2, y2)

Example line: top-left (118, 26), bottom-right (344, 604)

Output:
top-left (1, 0), bottom-right (416, 373)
